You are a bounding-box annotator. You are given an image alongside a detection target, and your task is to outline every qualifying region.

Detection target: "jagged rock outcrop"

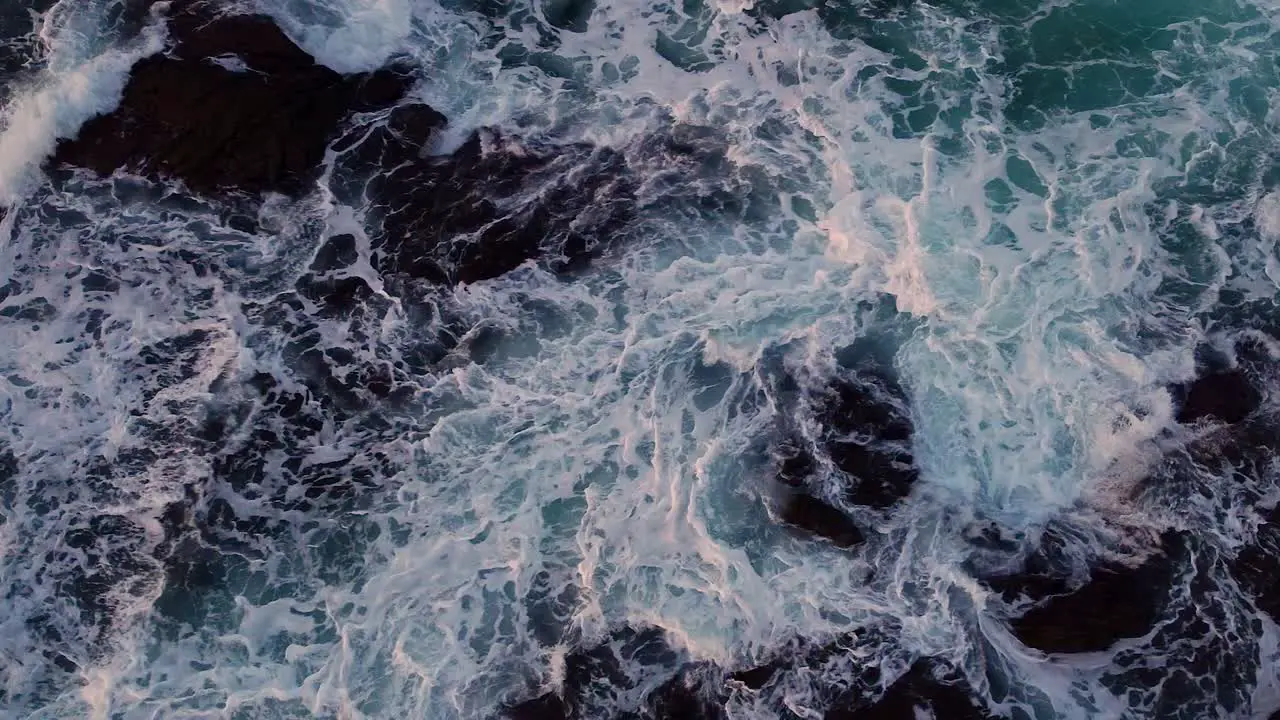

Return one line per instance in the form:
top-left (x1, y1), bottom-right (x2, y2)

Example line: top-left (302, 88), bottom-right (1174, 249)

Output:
top-left (52, 0), bottom-right (411, 196)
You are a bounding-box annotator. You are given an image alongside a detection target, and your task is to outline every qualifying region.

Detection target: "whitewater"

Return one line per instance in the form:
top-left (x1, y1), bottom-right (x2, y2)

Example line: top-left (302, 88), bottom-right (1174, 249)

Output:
top-left (1, 0), bottom-right (1279, 718)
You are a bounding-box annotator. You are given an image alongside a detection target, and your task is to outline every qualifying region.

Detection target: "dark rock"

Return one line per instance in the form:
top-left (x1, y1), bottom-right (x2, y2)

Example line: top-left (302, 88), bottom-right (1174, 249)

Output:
top-left (818, 373), bottom-right (917, 508)
top-left (543, 0), bottom-right (596, 32)
top-left (779, 493), bottom-right (864, 548)
top-left (52, 0), bottom-right (412, 196)
top-left (80, 271), bottom-right (120, 293)
top-left (295, 274), bottom-right (378, 318)
top-left (773, 366), bottom-right (918, 549)
top-left (826, 661), bottom-right (994, 720)
top-left (59, 514), bottom-right (156, 639)
top-left (643, 666), bottom-right (726, 720)
top-left (502, 627), bottom-right (689, 720)
top-left (727, 662), bottom-right (778, 690)
top-left (335, 111), bottom-right (634, 286)
top-left (1230, 504), bottom-right (1280, 621)
top-left (501, 623), bottom-right (997, 720)
top-left (1173, 368), bottom-right (1261, 425)
top-left (1010, 534), bottom-right (1180, 654)
top-left (775, 439), bottom-right (815, 487)
top-left (764, 348), bottom-right (919, 549)
top-left (311, 234), bottom-right (360, 272)
top-left (971, 524), bottom-right (1076, 605)
top-left (504, 692), bottom-right (571, 720)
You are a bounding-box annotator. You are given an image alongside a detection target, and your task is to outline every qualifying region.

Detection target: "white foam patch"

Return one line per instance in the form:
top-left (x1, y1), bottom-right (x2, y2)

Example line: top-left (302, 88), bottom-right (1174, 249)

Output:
top-left (1259, 191), bottom-right (1280, 241)
top-left (259, 0), bottom-right (414, 73)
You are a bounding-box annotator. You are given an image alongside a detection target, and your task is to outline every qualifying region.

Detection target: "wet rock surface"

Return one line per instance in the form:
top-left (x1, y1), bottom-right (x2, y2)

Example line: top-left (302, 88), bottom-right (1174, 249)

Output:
top-left (333, 109), bottom-right (635, 285)
top-left (1174, 367), bottom-right (1262, 425)
top-left (51, 0), bottom-right (412, 195)
top-left (817, 371), bottom-right (918, 508)
top-left (1232, 504), bottom-right (1280, 621)
top-left (1161, 334), bottom-right (1280, 624)
top-left (502, 626), bottom-right (692, 720)
top-left (51, 0), bottom-right (637, 288)
top-left (769, 352), bottom-right (919, 547)
top-left (1005, 532), bottom-right (1182, 654)
top-left (969, 523), bottom-right (1077, 605)
top-left (1171, 333), bottom-right (1274, 427)
top-left (825, 660), bottom-right (995, 720)
top-left (500, 624), bottom-right (995, 720)
top-left (778, 491), bottom-right (865, 548)
top-left (781, 368), bottom-right (918, 509)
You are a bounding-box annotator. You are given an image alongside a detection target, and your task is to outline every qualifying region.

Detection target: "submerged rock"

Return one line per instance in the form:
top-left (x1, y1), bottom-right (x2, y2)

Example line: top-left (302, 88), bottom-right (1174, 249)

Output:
top-left (825, 660), bottom-right (995, 720)
top-left (966, 521), bottom-right (1081, 606)
top-left (1231, 504), bottom-right (1280, 622)
top-left (770, 360), bottom-right (919, 547)
top-left (783, 369), bottom-right (918, 509)
top-left (1159, 334), bottom-right (1280, 623)
top-left (334, 106), bottom-right (635, 285)
top-left (1171, 334), bottom-right (1274, 427)
top-left (502, 626), bottom-right (691, 720)
top-left (1007, 533), bottom-right (1181, 655)
top-left (1173, 368), bottom-right (1261, 425)
top-left (817, 371), bottom-right (917, 508)
top-left (52, 0), bottom-right (411, 195)
top-left (51, 1), bottom-right (635, 288)
top-left (501, 621), bottom-right (998, 720)
top-left (778, 492), bottom-right (865, 548)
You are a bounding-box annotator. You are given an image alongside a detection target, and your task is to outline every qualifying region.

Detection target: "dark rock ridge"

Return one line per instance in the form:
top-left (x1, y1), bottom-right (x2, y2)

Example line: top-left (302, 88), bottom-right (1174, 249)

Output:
top-left (501, 625), bottom-right (996, 720)
top-left (783, 369), bottom-right (918, 508)
top-left (1164, 334), bottom-right (1280, 623)
top-left (1232, 503), bottom-right (1280, 621)
top-left (1169, 332), bottom-right (1274, 427)
top-left (50, 0), bottom-right (638, 287)
top-left (967, 522), bottom-right (1078, 606)
top-left (777, 488), bottom-right (865, 548)
top-left (824, 660), bottom-right (995, 720)
top-left (52, 0), bottom-right (411, 196)
top-left (331, 105), bottom-right (635, 285)
top-left (1173, 368), bottom-right (1261, 425)
top-left (995, 531), bottom-right (1182, 655)
top-left (501, 626), bottom-right (697, 720)
top-left (813, 370), bottom-right (918, 508)
top-left (771, 358), bottom-right (919, 548)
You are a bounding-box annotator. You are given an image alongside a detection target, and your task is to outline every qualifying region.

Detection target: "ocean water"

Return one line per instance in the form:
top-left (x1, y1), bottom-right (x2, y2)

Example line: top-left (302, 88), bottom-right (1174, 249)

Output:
top-left (0, 0), bottom-right (1278, 718)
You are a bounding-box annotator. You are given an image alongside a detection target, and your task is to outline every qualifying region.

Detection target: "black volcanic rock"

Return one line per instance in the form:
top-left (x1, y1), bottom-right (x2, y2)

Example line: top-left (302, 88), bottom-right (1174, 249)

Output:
top-left (643, 665), bottom-right (728, 720)
top-left (1009, 534), bottom-right (1180, 654)
top-left (504, 692), bottom-right (571, 720)
top-left (1174, 368), bottom-right (1261, 425)
top-left (795, 370), bottom-right (918, 510)
top-left (502, 623), bottom-right (999, 720)
top-left (334, 106), bottom-right (634, 286)
top-left (779, 493), bottom-right (865, 548)
top-left (970, 523), bottom-right (1077, 605)
top-left (52, 0), bottom-right (412, 196)
top-left (502, 627), bottom-right (687, 720)
top-left (723, 634), bottom-right (994, 720)
top-left (826, 661), bottom-right (994, 720)
top-left (770, 364), bottom-right (918, 546)
top-left (1231, 504), bottom-right (1280, 622)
